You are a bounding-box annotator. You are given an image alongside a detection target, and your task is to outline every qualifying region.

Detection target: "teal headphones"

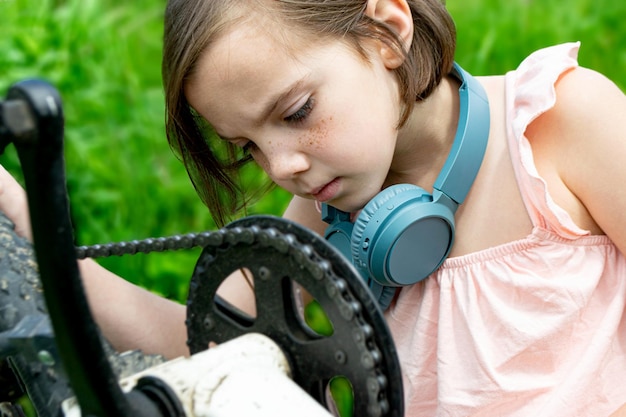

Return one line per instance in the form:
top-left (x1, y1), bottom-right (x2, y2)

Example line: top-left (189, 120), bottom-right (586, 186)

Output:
top-left (322, 63), bottom-right (490, 310)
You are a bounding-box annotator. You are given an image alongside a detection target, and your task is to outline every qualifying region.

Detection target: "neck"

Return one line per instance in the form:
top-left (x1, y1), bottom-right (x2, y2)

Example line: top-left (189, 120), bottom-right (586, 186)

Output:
top-left (385, 74), bottom-right (461, 190)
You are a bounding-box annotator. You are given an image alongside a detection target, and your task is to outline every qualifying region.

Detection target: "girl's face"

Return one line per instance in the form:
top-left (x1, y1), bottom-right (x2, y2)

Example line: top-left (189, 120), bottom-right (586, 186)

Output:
top-left (185, 20), bottom-right (404, 213)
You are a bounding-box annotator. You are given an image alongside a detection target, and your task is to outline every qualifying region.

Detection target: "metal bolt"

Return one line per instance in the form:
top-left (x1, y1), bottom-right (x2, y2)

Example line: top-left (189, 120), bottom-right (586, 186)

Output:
top-left (259, 266), bottom-right (271, 281)
top-left (203, 316), bottom-right (215, 330)
top-left (335, 350), bottom-right (347, 364)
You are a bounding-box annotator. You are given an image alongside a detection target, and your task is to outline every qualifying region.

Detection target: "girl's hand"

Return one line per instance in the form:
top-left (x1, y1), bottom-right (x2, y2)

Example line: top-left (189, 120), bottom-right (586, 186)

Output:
top-left (0, 164), bottom-right (32, 241)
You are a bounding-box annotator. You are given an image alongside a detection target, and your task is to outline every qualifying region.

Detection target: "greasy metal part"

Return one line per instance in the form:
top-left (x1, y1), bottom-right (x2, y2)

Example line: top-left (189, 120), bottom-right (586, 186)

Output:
top-left (186, 216), bottom-right (404, 417)
top-left (71, 217), bottom-right (404, 417)
top-left (77, 217), bottom-right (406, 416)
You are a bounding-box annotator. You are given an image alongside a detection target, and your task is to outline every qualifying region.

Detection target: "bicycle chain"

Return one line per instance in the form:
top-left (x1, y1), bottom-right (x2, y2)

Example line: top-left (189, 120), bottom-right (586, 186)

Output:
top-left (75, 231), bottom-right (216, 259)
top-left (74, 216), bottom-right (403, 417)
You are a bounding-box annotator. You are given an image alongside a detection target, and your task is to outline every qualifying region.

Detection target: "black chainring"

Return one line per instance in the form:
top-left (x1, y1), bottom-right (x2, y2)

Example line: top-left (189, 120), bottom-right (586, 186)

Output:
top-left (185, 216), bottom-right (403, 417)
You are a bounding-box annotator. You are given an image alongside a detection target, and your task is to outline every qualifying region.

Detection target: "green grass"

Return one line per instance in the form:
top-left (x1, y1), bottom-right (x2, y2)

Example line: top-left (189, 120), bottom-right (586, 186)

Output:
top-left (448, 0), bottom-right (626, 86)
top-left (1, 0), bottom-right (625, 416)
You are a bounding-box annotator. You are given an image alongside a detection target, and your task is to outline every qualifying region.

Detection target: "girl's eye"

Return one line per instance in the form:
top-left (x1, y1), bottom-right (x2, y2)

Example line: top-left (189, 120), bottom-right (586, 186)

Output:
top-left (284, 97), bottom-right (314, 124)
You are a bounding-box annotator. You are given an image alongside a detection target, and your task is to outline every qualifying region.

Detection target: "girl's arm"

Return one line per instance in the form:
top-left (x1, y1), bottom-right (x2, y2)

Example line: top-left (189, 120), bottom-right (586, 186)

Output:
top-left (0, 163), bottom-right (189, 359)
top-left (78, 258), bottom-right (189, 358)
top-left (526, 66), bottom-right (626, 255)
top-left (0, 165), bottom-right (31, 241)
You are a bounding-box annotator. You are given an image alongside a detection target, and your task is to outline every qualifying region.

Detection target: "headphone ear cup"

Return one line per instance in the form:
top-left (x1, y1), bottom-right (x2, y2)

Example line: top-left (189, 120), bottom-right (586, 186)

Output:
top-left (351, 184), bottom-right (417, 269)
top-left (352, 184), bottom-right (456, 286)
top-left (352, 184), bottom-right (425, 281)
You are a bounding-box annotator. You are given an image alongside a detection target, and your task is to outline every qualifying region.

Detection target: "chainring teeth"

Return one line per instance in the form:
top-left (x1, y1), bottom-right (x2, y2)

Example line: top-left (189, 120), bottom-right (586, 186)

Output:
top-left (185, 218), bottom-right (402, 417)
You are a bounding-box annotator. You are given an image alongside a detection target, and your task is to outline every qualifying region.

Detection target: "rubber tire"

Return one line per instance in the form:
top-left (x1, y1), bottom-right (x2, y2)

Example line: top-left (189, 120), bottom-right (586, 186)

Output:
top-left (0, 211), bottom-right (165, 416)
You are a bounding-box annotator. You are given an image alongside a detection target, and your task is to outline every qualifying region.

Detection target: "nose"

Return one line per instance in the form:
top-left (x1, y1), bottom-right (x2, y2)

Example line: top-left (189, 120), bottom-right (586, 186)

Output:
top-left (264, 143), bottom-right (310, 182)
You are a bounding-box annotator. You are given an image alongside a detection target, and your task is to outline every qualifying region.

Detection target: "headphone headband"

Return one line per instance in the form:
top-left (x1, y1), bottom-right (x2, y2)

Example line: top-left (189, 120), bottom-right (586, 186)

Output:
top-left (434, 63), bottom-right (490, 204)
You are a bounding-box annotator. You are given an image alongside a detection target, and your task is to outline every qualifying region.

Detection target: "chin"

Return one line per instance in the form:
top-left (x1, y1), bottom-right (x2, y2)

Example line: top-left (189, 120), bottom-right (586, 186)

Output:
top-left (330, 199), bottom-right (367, 214)
top-left (326, 186), bottom-right (379, 214)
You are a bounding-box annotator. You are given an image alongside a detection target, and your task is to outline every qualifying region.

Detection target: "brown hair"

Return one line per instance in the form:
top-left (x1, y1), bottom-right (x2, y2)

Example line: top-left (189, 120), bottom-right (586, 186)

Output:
top-left (162, 0), bottom-right (456, 226)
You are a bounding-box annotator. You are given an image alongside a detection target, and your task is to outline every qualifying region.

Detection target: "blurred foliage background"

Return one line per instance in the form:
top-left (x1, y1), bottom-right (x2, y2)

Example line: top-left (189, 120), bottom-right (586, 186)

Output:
top-left (1, 0), bottom-right (625, 415)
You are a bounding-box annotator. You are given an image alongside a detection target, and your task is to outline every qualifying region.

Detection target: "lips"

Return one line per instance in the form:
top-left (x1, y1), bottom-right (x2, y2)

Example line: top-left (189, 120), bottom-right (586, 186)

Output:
top-left (311, 178), bottom-right (340, 202)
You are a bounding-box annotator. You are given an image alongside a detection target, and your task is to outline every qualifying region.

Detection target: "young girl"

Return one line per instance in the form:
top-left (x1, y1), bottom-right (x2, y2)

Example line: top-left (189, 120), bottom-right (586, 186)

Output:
top-left (2, 0), bottom-right (626, 415)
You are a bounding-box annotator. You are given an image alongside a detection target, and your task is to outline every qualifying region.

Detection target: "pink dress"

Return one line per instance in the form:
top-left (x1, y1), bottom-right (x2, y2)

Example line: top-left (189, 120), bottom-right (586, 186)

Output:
top-left (385, 43), bottom-right (626, 416)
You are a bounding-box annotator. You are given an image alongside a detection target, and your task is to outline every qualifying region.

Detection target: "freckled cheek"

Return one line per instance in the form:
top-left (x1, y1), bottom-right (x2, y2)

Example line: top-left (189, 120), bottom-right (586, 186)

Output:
top-left (297, 116), bottom-right (333, 150)
top-left (254, 116), bottom-right (335, 177)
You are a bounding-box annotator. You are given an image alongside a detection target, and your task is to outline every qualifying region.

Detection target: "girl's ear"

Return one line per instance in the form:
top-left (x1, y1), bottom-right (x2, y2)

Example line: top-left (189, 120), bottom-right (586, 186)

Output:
top-left (365, 0), bottom-right (414, 69)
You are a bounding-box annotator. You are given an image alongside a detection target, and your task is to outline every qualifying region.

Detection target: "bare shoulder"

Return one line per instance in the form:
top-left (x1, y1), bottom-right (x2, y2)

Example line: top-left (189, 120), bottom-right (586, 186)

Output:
top-left (538, 66), bottom-right (626, 172)
top-left (550, 66), bottom-right (625, 125)
top-left (527, 65), bottom-right (626, 254)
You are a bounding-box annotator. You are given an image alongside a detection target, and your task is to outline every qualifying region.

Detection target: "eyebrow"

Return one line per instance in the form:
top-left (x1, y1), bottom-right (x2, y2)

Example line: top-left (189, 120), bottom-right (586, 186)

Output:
top-left (257, 75), bottom-right (310, 125)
